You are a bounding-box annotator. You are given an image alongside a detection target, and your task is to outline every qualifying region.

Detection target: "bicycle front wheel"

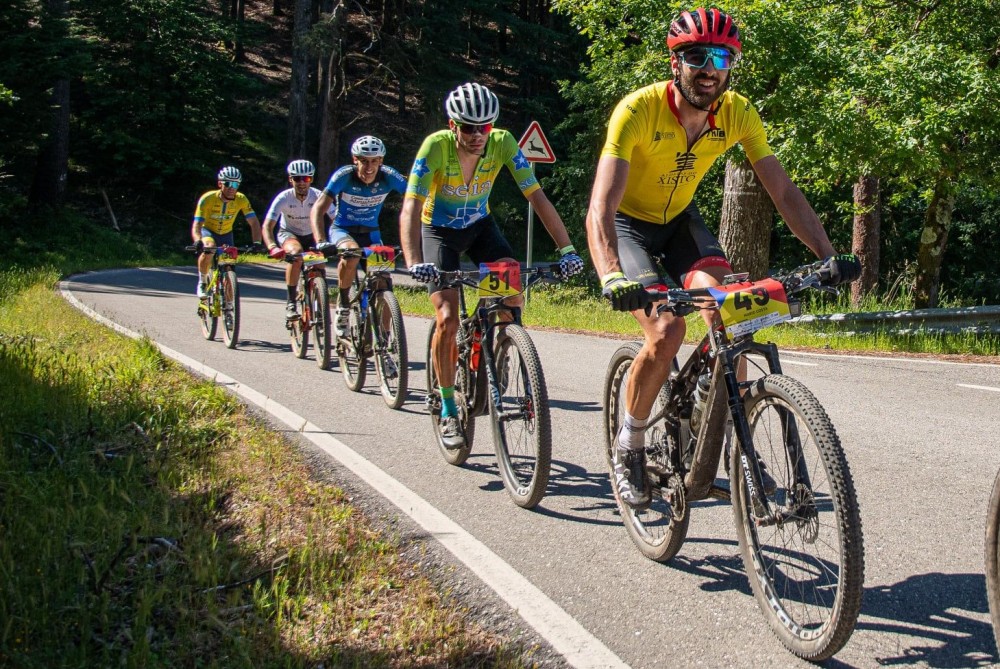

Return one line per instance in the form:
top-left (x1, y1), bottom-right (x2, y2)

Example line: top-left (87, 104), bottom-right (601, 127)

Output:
top-left (198, 292), bottom-right (218, 341)
top-left (373, 291), bottom-right (408, 409)
top-left (603, 341), bottom-right (688, 562)
top-left (731, 373), bottom-right (864, 661)
top-left (290, 278), bottom-right (308, 358)
top-left (491, 325), bottom-right (551, 509)
top-left (985, 468), bottom-right (1000, 655)
top-left (311, 276), bottom-right (332, 370)
top-left (220, 268), bottom-right (240, 348)
top-left (425, 320), bottom-right (475, 465)
top-left (339, 301), bottom-right (367, 391)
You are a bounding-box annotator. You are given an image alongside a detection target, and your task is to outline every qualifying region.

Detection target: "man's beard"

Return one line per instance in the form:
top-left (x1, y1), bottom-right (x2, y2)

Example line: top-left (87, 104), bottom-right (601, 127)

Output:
top-left (677, 70), bottom-right (727, 110)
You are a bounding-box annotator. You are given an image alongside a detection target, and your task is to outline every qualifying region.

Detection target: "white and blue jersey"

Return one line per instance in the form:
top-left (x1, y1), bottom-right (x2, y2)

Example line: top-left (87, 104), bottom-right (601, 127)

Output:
top-left (323, 164), bottom-right (407, 230)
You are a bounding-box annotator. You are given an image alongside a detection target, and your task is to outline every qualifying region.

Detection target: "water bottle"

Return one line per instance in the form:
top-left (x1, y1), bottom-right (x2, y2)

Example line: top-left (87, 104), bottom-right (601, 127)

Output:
top-left (689, 373), bottom-right (712, 435)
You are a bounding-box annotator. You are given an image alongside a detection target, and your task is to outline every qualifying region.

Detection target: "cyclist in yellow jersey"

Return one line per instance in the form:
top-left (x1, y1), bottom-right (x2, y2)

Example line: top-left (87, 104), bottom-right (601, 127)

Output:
top-left (586, 8), bottom-right (861, 508)
top-left (400, 82), bottom-right (584, 449)
top-left (190, 166), bottom-right (263, 298)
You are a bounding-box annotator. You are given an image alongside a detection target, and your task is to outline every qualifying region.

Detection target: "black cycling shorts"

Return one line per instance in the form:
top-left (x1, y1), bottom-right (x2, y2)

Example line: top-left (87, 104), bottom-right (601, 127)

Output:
top-left (421, 216), bottom-right (515, 295)
top-left (615, 203), bottom-right (730, 289)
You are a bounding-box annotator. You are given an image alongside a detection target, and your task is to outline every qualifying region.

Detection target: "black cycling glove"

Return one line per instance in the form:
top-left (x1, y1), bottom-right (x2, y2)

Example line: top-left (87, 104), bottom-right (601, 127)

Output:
top-left (601, 272), bottom-right (645, 312)
top-left (823, 253), bottom-right (861, 286)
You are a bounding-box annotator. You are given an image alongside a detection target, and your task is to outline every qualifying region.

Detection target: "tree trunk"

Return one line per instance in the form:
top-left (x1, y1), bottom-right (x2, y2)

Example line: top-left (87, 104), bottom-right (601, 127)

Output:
top-left (718, 158), bottom-right (774, 280)
top-left (317, 3), bottom-right (346, 179)
top-left (29, 0), bottom-right (70, 208)
top-left (234, 0), bottom-right (247, 62)
top-left (912, 175), bottom-right (956, 308)
top-left (850, 174), bottom-right (881, 307)
top-left (273, 0), bottom-right (282, 16)
top-left (288, 0), bottom-right (312, 158)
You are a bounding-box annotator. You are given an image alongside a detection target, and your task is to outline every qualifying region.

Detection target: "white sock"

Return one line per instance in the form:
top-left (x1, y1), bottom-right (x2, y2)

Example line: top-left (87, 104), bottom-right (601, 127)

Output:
top-left (198, 272), bottom-right (207, 283)
top-left (616, 410), bottom-right (649, 451)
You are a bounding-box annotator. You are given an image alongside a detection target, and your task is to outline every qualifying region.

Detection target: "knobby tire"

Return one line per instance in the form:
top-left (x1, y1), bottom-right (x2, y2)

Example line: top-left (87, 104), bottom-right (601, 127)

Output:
top-left (425, 320), bottom-right (475, 465)
top-left (311, 276), bottom-right (331, 370)
top-left (221, 268), bottom-right (240, 349)
top-left (985, 468), bottom-right (1000, 655)
top-left (373, 291), bottom-right (408, 409)
top-left (603, 342), bottom-right (688, 562)
top-left (731, 374), bottom-right (864, 661)
top-left (491, 325), bottom-right (551, 509)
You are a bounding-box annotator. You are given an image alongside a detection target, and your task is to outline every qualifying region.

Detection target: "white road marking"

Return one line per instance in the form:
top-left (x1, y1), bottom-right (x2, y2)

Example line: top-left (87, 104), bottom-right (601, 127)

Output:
top-left (957, 383), bottom-right (1000, 393)
top-left (61, 281), bottom-right (630, 669)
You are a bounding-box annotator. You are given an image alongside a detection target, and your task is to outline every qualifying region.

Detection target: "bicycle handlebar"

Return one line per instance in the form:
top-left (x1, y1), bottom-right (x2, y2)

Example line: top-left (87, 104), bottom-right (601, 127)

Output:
top-left (641, 260), bottom-right (839, 317)
top-left (435, 264), bottom-right (564, 292)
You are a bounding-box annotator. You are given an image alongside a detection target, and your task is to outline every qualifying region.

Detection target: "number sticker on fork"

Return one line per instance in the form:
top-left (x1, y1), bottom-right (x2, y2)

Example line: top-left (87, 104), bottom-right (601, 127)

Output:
top-left (708, 277), bottom-right (791, 337)
top-left (301, 252), bottom-right (326, 267)
top-left (365, 245), bottom-right (395, 271)
top-left (478, 261), bottom-right (521, 298)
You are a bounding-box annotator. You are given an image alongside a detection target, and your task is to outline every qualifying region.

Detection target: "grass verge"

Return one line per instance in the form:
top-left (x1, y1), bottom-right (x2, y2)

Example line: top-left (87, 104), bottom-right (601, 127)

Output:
top-left (0, 267), bottom-right (531, 668)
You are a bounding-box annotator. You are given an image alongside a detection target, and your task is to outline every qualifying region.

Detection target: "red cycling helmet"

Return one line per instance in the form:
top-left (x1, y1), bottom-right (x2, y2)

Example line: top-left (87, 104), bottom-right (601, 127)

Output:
top-left (667, 8), bottom-right (742, 54)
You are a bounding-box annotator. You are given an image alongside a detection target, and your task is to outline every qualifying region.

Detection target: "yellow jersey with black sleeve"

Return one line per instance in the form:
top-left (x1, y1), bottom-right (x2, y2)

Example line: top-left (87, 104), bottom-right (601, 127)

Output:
top-left (405, 129), bottom-right (540, 229)
top-left (193, 190), bottom-right (258, 236)
top-left (601, 81), bottom-right (773, 225)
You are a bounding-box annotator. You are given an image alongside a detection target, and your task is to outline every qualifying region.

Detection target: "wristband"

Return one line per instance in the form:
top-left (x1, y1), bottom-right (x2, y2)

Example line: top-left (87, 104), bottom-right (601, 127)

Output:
top-left (601, 271), bottom-right (625, 287)
top-left (558, 245), bottom-right (577, 256)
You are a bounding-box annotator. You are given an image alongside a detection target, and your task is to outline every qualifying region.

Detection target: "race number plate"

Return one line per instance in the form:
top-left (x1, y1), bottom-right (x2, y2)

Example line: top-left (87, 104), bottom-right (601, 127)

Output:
top-left (478, 261), bottom-right (521, 298)
top-left (707, 277), bottom-right (791, 337)
top-left (301, 251), bottom-right (326, 268)
top-left (365, 245), bottom-right (396, 272)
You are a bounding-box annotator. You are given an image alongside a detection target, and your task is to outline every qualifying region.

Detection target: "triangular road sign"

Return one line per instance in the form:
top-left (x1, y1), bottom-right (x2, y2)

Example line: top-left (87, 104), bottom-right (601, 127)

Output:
top-left (518, 120), bottom-right (556, 163)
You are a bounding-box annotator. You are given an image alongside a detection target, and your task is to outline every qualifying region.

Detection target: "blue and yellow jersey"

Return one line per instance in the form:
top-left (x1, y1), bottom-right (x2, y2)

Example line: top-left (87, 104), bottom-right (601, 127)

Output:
top-left (405, 129), bottom-right (540, 229)
top-left (601, 81), bottom-right (773, 224)
top-left (193, 190), bottom-right (258, 235)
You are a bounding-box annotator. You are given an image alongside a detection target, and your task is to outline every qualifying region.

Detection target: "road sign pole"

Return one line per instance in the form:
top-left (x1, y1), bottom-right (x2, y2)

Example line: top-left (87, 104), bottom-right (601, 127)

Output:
top-left (526, 164), bottom-right (535, 303)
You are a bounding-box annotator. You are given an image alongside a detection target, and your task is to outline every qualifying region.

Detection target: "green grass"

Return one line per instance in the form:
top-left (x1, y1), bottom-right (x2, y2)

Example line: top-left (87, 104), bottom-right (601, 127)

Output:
top-left (0, 268), bottom-right (533, 668)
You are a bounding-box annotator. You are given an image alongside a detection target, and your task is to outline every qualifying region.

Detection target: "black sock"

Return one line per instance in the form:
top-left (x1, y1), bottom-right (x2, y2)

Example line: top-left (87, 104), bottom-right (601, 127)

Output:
top-left (287, 285), bottom-right (297, 302)
top-left (339, 289), bottom-right (350, 307)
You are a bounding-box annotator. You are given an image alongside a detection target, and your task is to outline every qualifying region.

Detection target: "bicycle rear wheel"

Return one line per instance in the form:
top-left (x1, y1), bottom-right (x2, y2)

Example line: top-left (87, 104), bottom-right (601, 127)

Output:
top-left (339, 299), bottom-right (367, 391)
top-left (425, 320), bottom-right (475, 465)
top-left (491, 325), bottom-right (551, 509)
top-left (220, 267), bottom-right (240, 348)
top-left (373, 291), bottom-right (408, 409)
top-left (986, 468), bottom-right (1000, 656)
top-left (603, 342), bottom-right (688, 562)
top-left (310, 276), bottom-right (332, 370)
top-left (198, 292), bottom-right (218, 341)
top-left (731, 373), bottom-right (864, 661)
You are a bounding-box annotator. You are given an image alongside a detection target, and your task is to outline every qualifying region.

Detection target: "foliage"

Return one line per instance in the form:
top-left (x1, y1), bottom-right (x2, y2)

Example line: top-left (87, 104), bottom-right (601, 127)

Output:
top-left (551, 0), bottom-right (1000, 303)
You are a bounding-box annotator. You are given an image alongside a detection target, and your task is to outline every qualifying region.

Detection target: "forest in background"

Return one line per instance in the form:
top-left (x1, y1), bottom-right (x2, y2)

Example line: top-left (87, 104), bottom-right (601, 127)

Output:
top-left (2, 0), bottom-right (999, 307)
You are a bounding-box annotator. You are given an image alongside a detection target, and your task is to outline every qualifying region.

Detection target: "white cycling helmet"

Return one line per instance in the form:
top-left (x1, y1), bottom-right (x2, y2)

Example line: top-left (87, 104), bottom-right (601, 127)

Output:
top-left (217, 165), bottom-right (242, 183)
top-left (445, 82), bottom-right (499, 124)
top-left (350, 135), bottom-right (386, 158)
top-left (286, 159), bottom-right (315, 177)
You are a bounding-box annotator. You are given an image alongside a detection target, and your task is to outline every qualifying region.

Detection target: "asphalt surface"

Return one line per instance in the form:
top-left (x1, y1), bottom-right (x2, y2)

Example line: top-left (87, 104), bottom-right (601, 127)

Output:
top-left (65, 262), bottom-right (1000, 669)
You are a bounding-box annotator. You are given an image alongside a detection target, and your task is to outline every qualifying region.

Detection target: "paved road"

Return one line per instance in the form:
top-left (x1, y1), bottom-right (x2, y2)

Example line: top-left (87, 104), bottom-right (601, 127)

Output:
top-left (66, 263), bottom-right (1000, 668)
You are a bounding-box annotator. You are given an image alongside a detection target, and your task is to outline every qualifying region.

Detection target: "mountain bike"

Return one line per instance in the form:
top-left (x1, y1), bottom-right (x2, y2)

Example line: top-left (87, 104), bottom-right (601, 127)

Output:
top-left (424, 262), bottom-right (563, 509)
top-left (985, 468), bottom-right (1000, 654)
top-left (336, 246), bottom-right (409, 409)
top-left (602, 261), bottom-right (865, 661)
top-left (284, 250), bottom-right (332, 370)
top-left (186, 244), bottom-right (243, 348)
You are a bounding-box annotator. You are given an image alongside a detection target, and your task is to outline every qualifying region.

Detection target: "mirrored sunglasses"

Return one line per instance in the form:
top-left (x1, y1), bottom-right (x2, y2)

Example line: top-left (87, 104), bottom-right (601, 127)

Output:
top-left (291, 175), bottom-right (313, 183)
top-left (678, 47), bottom-right (736, 71)
top-left (457, 122), bottom-right (492, 135)
top-left (221, 180), bottom-right (241, 189)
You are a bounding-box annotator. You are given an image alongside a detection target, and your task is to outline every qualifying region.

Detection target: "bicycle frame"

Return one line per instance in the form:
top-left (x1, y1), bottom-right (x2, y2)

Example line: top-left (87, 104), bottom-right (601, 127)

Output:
top-left (202, 246), bottom-right (237, 316)
top-left (437, 267), bottom-right (557, 418)
top-left (650, 289), bottom-right (815, 522)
